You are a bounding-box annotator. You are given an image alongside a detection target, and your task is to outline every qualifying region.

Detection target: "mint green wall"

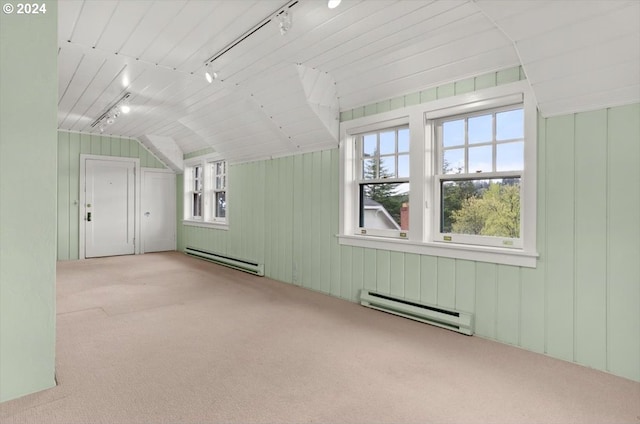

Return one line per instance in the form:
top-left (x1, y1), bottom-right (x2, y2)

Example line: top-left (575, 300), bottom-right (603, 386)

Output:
top-left (0, 1), bottom-right (58, 402)
top-left (57, 131), bottom-right (166, 261)
top-left (178, 100), bottom-right (639, 381)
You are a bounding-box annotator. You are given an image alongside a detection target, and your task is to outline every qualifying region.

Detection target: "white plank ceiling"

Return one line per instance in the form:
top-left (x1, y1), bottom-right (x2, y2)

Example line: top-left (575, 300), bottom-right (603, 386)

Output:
top-left (58, 0), bottom-right (640, 164)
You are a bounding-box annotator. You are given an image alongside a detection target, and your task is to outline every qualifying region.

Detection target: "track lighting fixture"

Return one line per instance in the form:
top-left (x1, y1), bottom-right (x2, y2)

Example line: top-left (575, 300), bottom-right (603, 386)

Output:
top-left (204, 64), bottom-right (218, 83)
top-left (328, 0), bottom-right (341, 9)
top-left (277, 10), bottom-right (292, 35)
top-left (90, 92), bottom-right (132, 133)
top-left (201, 0), bottom-right (298, 78)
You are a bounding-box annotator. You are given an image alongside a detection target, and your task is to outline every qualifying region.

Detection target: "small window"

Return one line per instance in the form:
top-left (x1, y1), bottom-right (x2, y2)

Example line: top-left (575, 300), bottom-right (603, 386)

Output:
top-left (184, 157), bottom-right (228, 227)
top-left (210, 160), bottom-right (226, 221)
top-left (191, 165), bottom-right (203, 219)
top-left (357, 126), bottom-right (410, 238)
top-left (436, 106), bottom-right (524, 248)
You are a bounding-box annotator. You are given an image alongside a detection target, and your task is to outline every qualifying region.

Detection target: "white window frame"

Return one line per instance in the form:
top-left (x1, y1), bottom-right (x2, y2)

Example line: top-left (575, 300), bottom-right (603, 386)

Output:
top-left (433, 103), bottom-right (524, 249)
top-left (210, 159), bottom-right (227, 223)
top-left (339, 81), bottom-right (538, 268)
top-left (183, 154), bottom-right (229, 230)
top-left (355, 125), bottom-right (410, 239)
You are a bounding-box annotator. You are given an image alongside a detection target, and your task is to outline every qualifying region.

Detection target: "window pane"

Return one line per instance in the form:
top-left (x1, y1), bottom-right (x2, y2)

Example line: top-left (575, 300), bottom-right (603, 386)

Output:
top-left (443, 120), bottom-right (464, 147)
top-left (496, 109), bottom-right (523, 140)
top-left (192, 192), bottom-right (202, 218)
top-left (360, 183), bottom-right (409, 230)
top-left (468, 114), bottom-right (492, 144)
top-left (441, 178), bottom-right (520, 238)
top-left (216, 192), bottom-right (226, 218)
top-left (362, 158), bottom-right (377, 179)
top-left (379, 131), bottom-right (395, 155)
top-left (496, 141), bottom-right (524, 171)
top-left (380, 156), bottom-right (396, 177)
top-left (443, 148), bottom-right (464, 174)
top-left (398, 154), bottom-right (410, 178)
top-left (216, 176), bottom-right (222, 190)
top-left (468, 145), bottom-right (492, 173)
top-left (363, 134), bottom-right (377, 157)
top-left (398, 128), bottom-right (410, 152)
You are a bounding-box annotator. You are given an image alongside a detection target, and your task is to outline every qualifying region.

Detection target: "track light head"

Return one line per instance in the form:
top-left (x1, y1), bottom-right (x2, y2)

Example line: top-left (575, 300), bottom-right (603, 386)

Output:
top-left (205, 65), bottom-right (218, 83)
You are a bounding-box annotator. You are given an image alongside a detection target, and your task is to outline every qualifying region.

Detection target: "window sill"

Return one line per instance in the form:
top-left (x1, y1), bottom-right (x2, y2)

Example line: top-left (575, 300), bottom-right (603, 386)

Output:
top-left (183, 220), bottom-right (229, 230)
top-left (337, 234), bottom-right (538, 268)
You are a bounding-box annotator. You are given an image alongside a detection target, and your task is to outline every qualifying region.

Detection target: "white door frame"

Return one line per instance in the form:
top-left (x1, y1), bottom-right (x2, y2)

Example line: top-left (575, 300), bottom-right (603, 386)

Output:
top-left (79, 154), bottom-right (141, 260)
top-left (140, 167), bottom-right (176, 254)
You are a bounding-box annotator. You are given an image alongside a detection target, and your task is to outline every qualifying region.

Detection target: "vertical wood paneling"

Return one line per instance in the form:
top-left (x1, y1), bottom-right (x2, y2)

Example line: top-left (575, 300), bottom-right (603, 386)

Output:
top-left (282, 157), bottom-right (294, 283)
top-left (404, 253), bottom-right (421, 301)
top-left (376, 250), bottom-right (391, 294)
top-left (264, 160), bottom-right (275, 277)
top-left (545, 114), bottom-right (575, 362)
top-left (68, 133), bottom-right (81, 258)
top-left (351, 247), bottom-right (364, 301)
top-left (574, 109), bottom-right (607, 370)
top-left (607, 104), bottom-right (640, 381)
top-left (496, 265), bottom-right (520, 345)
top-left (436, 257), bottom-right (455, 308)
top-left (57, 132), bottom-right (70, 260)
top-left (519, 116), bottom-right (547, 354)
top-left (475, 262), bottom-right (497, 339)
top-left (389, 251), bottom-right (404, 298)
top-left (311, 152), bottom-right (324, 293)
top-left (300, 153), bottom-right (313, 290)
top-left (90, 134), bottom-right (101, 154)
top-left (340, 246), bottom-right (352, 300)
top-left (455, 260), bottom-right (475, 313)
top-left (420, 256), bottom-right (437, 304)
top-left (329, 149), bottom-right (342, 296)
top-left (320, 150), bottom-right (332, 293)
top-left (292, 155), bottom-right (304, 286)
top-left (363, 248), bottom-right (377, 291)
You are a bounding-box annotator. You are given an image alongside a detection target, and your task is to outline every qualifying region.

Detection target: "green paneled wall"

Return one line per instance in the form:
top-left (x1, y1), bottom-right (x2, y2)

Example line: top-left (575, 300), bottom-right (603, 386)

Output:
top-left (57, 131), bottom-right (166, 261)
top-left (178, 103), bottom-right (640, 382)
top-left (1, 0), bottom-right (58, 402)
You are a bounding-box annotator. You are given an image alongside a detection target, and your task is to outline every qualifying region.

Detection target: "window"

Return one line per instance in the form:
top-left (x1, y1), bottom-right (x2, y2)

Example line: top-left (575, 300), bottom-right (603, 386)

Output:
top-left (184, 156), bottom-right (228, 228)
top-left (340, 81), bottom-right (538, 267)
top-left (211, 160), bottom-right (226, 221)
top-left (187, 165), bottom-right (203, 220)
top-left (435, 106), bottom-right (524, 248)
top-left (357, 126), bottom-right (410, 238)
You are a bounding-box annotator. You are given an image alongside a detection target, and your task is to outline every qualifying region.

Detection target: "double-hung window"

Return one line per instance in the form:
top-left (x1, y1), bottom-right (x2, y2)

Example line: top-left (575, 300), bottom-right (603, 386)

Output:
top-left (189, 165), bottom-right (203, 220)
top-left (340, 80), bottom-right (537, 267)
top-left (357, 126), bottom-right (410, 238)
top-left (211, 160), bottom-right (227, 221)
top-left (184, 156), bottom-right (228, 228)
top-left (435, 105), bottom-right (524, 248)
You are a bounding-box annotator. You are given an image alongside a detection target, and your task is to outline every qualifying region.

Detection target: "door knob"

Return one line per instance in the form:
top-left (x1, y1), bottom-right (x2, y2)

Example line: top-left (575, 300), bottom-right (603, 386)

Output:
top-left (144, 212), bottom-right (150, 217)
top-left (87, 212), bottom-right (92, 222)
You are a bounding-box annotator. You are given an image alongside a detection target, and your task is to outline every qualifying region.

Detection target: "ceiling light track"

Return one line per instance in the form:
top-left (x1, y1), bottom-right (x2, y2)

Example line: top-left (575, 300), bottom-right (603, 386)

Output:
top-left (202, 0), bottom-right (299, 82)
top-left (90, 92), bottom-right (131, 132)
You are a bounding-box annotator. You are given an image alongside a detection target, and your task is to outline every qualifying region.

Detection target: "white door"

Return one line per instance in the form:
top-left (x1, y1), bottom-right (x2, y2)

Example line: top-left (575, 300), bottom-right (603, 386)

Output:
top-left (141, 169), bottom-right (176, 253)
top-left (85, 159), bottom-right (136, 258)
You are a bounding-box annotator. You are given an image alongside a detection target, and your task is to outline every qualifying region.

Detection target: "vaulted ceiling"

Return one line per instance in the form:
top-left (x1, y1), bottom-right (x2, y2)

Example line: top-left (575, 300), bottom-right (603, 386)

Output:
top-left (58, 0), bottom-right (640, 167)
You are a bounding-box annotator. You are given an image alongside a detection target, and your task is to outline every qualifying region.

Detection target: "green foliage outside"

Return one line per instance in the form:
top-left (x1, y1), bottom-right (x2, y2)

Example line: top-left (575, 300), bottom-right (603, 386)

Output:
top-left (449, 182), bottom-right (520, 238)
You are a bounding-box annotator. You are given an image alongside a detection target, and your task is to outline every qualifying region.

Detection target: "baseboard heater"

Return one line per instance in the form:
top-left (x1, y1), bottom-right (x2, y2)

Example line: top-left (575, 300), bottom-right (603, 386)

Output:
top-left (185, 247), bottom-right (264, 276)
top-left (360, 289), bottom-right (474, 335)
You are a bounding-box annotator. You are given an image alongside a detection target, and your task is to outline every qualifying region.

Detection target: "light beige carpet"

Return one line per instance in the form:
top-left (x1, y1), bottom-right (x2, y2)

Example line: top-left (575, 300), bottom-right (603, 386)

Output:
top-left (1, 252), bottom-right (638, 423)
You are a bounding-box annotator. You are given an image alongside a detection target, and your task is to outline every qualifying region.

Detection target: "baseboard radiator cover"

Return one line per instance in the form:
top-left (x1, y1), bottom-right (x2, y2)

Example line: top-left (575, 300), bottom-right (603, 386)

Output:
top-left (360, 289), bottom-right (474, 335)
top-left (185, 247), bottom-right (264, 276)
